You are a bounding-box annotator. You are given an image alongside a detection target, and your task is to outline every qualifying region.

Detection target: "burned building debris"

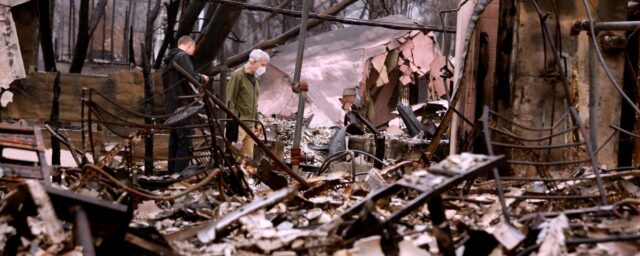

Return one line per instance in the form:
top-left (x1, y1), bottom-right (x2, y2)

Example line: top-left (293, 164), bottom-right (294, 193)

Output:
top-left (1, 0), bottom-right (640, 255)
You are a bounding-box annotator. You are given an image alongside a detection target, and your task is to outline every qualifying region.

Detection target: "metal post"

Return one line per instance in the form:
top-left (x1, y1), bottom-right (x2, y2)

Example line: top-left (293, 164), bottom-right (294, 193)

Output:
top-left (218, 49), bottom-right (227, 119)
top-left (73, 207), bottom-right (96, 256)
top-left (141, 43), bottom-right (154, 175)
top-left (50, 72), bottom-right (61, 167)
top-left (291, 0), bottom-right (311, 175)
top-left (574, 20), bottom-right (640, 32)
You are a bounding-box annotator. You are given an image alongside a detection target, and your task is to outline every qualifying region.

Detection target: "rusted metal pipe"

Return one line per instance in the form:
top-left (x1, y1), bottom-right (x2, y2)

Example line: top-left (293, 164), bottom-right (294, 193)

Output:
top-left (170, 62), bottom-right (310, 188)
top-left (573, 20), bottom-right (640, 32)
top-left (290, 0), bottom-right (311, 176)
top-left (73, 206), bottom-right (96, 256)
top-left (482, 106), bottom-right (511, 223)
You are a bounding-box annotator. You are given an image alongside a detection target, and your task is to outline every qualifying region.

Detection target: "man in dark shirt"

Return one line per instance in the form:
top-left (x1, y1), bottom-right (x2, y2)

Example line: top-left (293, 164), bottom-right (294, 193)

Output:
top-left (161, 36), bottom-right (209, 174)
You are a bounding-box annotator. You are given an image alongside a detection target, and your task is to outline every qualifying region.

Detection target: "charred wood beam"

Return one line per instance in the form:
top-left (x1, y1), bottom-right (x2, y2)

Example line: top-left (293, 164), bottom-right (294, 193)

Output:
top-left (210, 0), bottom-right (456, 32)
top-left (192, 0), bottom-right (246, 69)
top-left (493, 0), bottom-right (516, 110)
top-left (222, 0), bottom-right (358, 68)
top-left (203, 1), bottom-right (220, 27)
top-left (142, 0), bottom-right (161, 174)
top-left (174, 0), bottom-right (208, 40)
top-left (69, 0), bottom-right (107, 73)
top-left (396, 103), bottom-right (430, 138)
top-left (153, 0), bottom-right (181, 69)
top-left (123, 228), bottom-right (175, 255)
top-left (37, 0), bottom-right (57, 72)
top-left (620, 11), bottom-right (640, 166)
top-left (49, 72), bottom-right (61, 167)
top-left (128, 26), bottom-right (136, 65)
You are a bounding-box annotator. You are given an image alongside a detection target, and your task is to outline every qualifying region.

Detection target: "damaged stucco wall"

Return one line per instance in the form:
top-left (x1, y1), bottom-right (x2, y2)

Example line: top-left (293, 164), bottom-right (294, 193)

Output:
top-left (450, 0), bottom-right (500, 154)
top-left (0, 0), bottom-right (30, 101)
top-left (360, 31), bottom-right (446, 127)
top-left (504, 0), bottom-right (625, 171)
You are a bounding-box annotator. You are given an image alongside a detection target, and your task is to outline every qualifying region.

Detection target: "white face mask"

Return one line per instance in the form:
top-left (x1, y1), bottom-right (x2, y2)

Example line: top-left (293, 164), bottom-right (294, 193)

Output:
top-left (255, 66), bottom-right (267, 77)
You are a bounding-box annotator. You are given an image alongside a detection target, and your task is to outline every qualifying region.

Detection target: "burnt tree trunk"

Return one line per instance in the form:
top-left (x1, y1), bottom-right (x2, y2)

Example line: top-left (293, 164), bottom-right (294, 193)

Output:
top-left (128, 26), bottom-right (136, 65)
top-left (143, 0), bottom-right (161, 174)
top-left (223, 0), bottom-right (358, 68)
top-left (153, 0), bottom-right (181, 69)
top-left (192, 0), bottom-right (247, 69)
top-left (174, 0), bottom-right (208, 40)
top-left (68, 0), bottom-right (107, 73)
top-left (38, 0), bottom-right (57, 72)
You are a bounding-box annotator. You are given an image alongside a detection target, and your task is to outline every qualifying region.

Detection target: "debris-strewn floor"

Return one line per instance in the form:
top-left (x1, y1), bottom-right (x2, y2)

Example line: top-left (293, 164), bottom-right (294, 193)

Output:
top-left (3, 150), bottom-right (640, 255)
top-left (2, 115), bottom-right (640, 256)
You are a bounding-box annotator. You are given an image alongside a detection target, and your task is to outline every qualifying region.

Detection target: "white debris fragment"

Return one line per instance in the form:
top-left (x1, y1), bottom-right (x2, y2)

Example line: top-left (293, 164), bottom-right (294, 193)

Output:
top-left (135, 200), bottom-right (169, 220)
top-left (536, 214), bottom-right (569, 256)
top-left (489, 221), bottom-right (525, 251)
top-left (398, 239), bottom-right (431, 256)
top-left (203, 243), bottom-right (236, 256)
top-left (348, 235), bottom-right (385, 256)
top-left (0, 222), bottom-right (16, 252)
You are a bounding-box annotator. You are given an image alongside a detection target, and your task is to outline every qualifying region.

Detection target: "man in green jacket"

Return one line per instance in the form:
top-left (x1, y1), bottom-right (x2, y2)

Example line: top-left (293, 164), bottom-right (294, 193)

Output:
top-left (226, 49), bottom-right (270, 159)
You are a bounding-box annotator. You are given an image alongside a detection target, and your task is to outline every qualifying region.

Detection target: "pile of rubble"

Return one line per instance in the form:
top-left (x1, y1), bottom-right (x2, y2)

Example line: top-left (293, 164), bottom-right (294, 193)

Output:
top-left (2, 133), bottom-right (640, 255)
top-left (261, 117), bottom-right (335, 164)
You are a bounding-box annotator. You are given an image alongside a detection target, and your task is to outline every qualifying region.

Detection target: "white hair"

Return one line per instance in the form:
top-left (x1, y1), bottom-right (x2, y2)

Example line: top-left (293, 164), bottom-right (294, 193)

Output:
top-left (249, 49), bottom-right (270, 62)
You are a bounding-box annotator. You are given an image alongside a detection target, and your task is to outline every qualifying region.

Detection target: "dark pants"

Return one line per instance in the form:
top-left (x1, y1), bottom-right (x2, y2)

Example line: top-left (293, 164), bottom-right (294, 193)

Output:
top-left (225, 120), bottom-right (239, 142)
top-left (168, 120), bottom-right (193, 174)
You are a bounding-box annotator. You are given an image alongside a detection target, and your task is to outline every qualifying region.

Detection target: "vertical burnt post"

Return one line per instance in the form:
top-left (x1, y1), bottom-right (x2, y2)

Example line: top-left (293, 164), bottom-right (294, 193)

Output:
top-left (128, 26), bottom-right (136, 65)
top-left (218, 48), bottom-right (227, 119)
top-left (50, 72), bottom-right (61, 182)
top-left (620, 8), bottom-right (640, 166)
top-left (141, 43), bottom-right (154, 175)
top-left (69, 0), bottom-right (107, 73)
top-left (291, 0), bottom-right (311, 175)
top-left (111, 0), bottom-right (116, 61)
top-left (141, 0), bottom-right (161, 175)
